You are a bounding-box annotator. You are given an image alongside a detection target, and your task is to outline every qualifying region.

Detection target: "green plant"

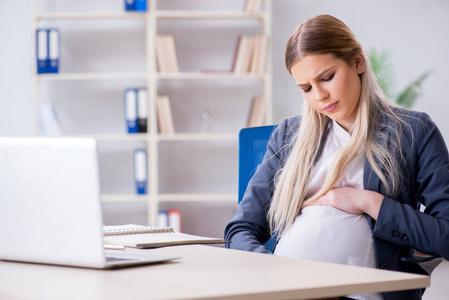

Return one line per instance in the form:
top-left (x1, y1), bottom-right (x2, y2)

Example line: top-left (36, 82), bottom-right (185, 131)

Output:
top-left (368, 48), bottom-right (431, 109)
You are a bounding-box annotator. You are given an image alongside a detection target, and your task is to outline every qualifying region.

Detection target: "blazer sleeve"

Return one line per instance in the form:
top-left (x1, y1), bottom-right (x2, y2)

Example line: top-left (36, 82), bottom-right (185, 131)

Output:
top-left (373, 112), bottom-right (449, 260)
top-left (224, 117), bottom-right (296, 254)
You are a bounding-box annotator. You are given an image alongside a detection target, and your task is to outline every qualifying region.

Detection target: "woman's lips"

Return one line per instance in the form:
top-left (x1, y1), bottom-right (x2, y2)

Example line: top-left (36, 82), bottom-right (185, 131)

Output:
top-left (323, 102), bottom-right (338, 113)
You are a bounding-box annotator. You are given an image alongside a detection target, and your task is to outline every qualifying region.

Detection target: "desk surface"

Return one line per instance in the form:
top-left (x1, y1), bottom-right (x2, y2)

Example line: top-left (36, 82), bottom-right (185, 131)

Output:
top-left (0, 245), bottom-right (429, 300)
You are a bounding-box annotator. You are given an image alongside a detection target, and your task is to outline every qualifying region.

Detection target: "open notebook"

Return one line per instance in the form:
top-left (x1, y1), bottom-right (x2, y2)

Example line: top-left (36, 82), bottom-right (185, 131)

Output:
top-left (104, 224), bottom-right (225, 248)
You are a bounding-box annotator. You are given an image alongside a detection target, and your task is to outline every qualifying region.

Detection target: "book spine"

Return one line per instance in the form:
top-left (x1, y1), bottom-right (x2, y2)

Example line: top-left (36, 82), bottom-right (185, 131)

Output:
top-left (133, 149), bottom-right (147, 194)
top-left (158, 210), bottom-right (169, 228)
top-left (36, 29), bottom-right (48, 74)
top-left (137, 88), bottom-right (148, 133)
top-left (47, 28), bottom-right (60, 73)
top-left (168, 209), bottom-right (182, 232)
top-left (124, 0), bottom-right (135, 11)
top-left (124, 88), bottom-right (139, 133)
top-left (134, 0), bottom-right (147, 12)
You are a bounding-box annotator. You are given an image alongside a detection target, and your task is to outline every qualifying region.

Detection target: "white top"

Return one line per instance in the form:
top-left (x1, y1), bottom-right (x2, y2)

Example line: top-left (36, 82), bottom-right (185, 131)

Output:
top-left (274, 121), bottom-right (381, 300)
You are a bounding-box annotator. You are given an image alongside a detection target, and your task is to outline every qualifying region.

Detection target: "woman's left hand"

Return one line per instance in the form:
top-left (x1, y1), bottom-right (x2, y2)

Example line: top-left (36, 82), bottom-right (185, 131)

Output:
top-left (310, 187), bottom-right (384, 220)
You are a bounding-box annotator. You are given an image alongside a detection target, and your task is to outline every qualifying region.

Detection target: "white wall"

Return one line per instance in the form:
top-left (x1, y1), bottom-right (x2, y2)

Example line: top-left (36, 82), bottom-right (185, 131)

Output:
top-left (1, 0), bottom-right (449, 236)
top-left (271, 0), bottom-right (449, 142)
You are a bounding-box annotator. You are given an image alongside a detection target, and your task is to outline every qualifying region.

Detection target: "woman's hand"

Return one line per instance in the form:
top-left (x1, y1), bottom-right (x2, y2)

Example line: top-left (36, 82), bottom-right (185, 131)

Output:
top-left (309, 187), bottom-right (384, 220)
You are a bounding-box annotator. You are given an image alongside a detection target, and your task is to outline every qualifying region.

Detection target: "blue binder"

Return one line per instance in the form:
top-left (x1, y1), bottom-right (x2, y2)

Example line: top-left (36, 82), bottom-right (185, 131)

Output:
top-left (134, 0), bottom-right (147, 12)
top-left (133, 149), bottom-right (148, 194)
top-left (36, 29), bottom-right (48, 74)
top-left (124, 88), bottom-right (138, 133)
top-left (137, 88), bottom-right (147, 133)
top-left (124, 0), bottom-right (135, 11)
top-left (47, 29), bottom-right (60, 73)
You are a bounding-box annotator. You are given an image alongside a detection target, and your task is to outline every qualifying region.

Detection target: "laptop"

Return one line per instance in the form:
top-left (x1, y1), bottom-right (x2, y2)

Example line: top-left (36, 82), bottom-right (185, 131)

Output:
top-left (0, 137), bottom-right (179, 269)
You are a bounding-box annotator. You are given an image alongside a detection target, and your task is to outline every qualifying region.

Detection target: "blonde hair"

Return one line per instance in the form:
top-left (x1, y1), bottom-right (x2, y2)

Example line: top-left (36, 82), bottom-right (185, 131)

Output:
top-left (268, 15), bottom-right (407, 237)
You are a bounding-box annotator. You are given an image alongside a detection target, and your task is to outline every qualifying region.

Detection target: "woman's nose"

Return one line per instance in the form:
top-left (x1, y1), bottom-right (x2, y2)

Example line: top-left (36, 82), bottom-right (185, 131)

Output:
top-left (314, 86), bottom-right (329, 102)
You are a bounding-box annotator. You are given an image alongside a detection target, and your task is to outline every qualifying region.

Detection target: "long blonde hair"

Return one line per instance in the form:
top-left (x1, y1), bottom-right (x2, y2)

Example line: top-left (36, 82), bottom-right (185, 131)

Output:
top-left (268, 15), bottom-right (406, 237)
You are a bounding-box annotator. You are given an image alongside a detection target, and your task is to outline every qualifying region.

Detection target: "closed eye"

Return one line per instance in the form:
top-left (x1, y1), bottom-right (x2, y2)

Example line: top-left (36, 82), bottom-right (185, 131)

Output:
top-left (322, 73), bottom-right (335, 82)
top-left (302, 86), bottom-right (312, 93)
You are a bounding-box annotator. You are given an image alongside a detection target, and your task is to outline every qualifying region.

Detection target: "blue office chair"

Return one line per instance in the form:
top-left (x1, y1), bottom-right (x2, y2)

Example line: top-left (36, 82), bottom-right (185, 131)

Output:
top-left (238, 125), bottom-right (278, 252)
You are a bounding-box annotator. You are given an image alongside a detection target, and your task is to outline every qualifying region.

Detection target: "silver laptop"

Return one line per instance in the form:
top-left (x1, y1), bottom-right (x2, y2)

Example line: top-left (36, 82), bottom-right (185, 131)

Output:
top-left (0, 137), bottom-right (179, 269)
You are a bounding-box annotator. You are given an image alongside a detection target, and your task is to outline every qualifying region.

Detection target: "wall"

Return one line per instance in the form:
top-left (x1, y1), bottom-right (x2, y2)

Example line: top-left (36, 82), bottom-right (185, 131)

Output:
top-left (1, 0), bottom-right (449, 238)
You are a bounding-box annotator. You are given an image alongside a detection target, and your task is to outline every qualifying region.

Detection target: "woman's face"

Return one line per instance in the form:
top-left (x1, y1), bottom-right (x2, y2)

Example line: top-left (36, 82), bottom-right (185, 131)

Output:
top-left (290, 53), bottom-right (365, 132)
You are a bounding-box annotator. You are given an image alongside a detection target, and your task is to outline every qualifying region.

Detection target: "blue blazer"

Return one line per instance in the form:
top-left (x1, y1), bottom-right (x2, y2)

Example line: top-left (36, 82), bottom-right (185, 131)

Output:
top-left (225, 108), bottom-right (449, 300)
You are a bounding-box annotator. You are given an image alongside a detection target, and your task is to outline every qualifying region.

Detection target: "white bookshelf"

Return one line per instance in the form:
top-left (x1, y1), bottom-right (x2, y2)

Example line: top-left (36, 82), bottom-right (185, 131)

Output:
top-left (31, 0), bottom-right (272, 228)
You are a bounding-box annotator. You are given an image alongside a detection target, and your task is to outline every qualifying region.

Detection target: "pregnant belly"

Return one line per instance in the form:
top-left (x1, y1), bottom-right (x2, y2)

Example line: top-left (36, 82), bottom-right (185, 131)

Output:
top-left (274, 206), bottom-right (376, 267)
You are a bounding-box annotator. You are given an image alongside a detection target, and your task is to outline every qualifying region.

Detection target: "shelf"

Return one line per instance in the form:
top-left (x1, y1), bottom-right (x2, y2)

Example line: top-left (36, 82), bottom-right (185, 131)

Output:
top-left (36, 72), bottom-right (147, 81)
top-left (158, 193), bottom-right (237, 203)
top-left (157, 72), bottom-right (265, 80)
top-left (36, 12), bottom-right (147, 20)
top-left (56, 133), bottom-right (238, 142)
top-left (158, 133), bottom-right (238, 141)
top-left (156, 11), bottom-right (265, 20)
top-left (35, 72), bottom-right (265, 81)
top-left (101, 194), bottom-right (150, 202)
top-left (66, 134), bottom-right (150, 142)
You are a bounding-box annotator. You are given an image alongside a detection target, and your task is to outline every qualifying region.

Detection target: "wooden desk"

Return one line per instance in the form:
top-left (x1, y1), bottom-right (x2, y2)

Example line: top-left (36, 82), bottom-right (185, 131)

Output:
top-left (0, 245), bottom-right (429, 300)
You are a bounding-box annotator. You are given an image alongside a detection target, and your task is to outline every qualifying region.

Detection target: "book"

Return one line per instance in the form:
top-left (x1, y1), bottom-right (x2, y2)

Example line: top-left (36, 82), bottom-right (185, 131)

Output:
top-left (158, 211), bottom-right (169, 228)
top-left (156, 35), bottom-right (179, 73)
top-left (249, 35), bottom-right (269, 73)
top-left (134, 0), bottom-right (147, 12)
top-left (36, 29), bottom-right (48, 74)
top-left (124, 88), bottom-right (138, 133)
top-left (134, 149), bottom-right (147, 194)
top-left (47, 28), bottom-right (60, 73)
top-left (124, 0), bottom-right (135, 11)
top-left (168, 209), bottom-right (182, 232)
top-left (103, 224), bottom-right (225, 248)
top-left (156, 95), bottom-right (175, 134)
top-left (233, 35), bottom-right (255, 74)
top-left (244, 0), bottom-right (262, 13)
top-left (247, 96), bottom-right (266, 127)
top-left (137, 88), bottom-right (147, 133)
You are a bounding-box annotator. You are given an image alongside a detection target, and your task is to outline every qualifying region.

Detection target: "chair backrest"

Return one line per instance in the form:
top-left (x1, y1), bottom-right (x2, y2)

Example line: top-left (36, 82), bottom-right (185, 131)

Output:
top-left (238, 125), bottom-right (277, 252)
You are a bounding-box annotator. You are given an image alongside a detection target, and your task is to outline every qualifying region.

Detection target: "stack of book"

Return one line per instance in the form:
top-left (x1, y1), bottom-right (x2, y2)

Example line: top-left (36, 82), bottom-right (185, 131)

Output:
top-left (36, 28), bottom-right (60, 74)
top-left (233, 34), bottom-right (269, 74)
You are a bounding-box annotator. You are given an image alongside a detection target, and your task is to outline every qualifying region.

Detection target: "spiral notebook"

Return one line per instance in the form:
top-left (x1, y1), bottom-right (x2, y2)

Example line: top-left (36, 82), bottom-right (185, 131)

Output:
top-left (104, 224), bottom-right (225, 248)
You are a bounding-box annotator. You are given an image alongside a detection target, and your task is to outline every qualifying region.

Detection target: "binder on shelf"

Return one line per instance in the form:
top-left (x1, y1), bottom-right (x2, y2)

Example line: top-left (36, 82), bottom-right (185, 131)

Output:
top-left (47, 29), bottom-right (60, 73)
top-left (156, 95), bottom-right (175, 134)
top-left (124, 0), bottom-right (135, 11)
top-left (156, 35), bottom-right (179, 73)
top-left (137, 88), bottom-right (148, 133)
top-left (134, 0), bottom-right (147, 12)
top-left (158, 211), bottom-right (169, 228)
top-left (134, 149), bottom-right (147, 195)
top-left (37, 101), bottom-right (64, 136)
top-left (36, 29), bottom-right (48, 74)
top-left (168, 209), bottom-right (182, 233)
top-left (247, 96), bottom-right (266, 127)
top-left (124, 88), bottom-right (138, 133)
